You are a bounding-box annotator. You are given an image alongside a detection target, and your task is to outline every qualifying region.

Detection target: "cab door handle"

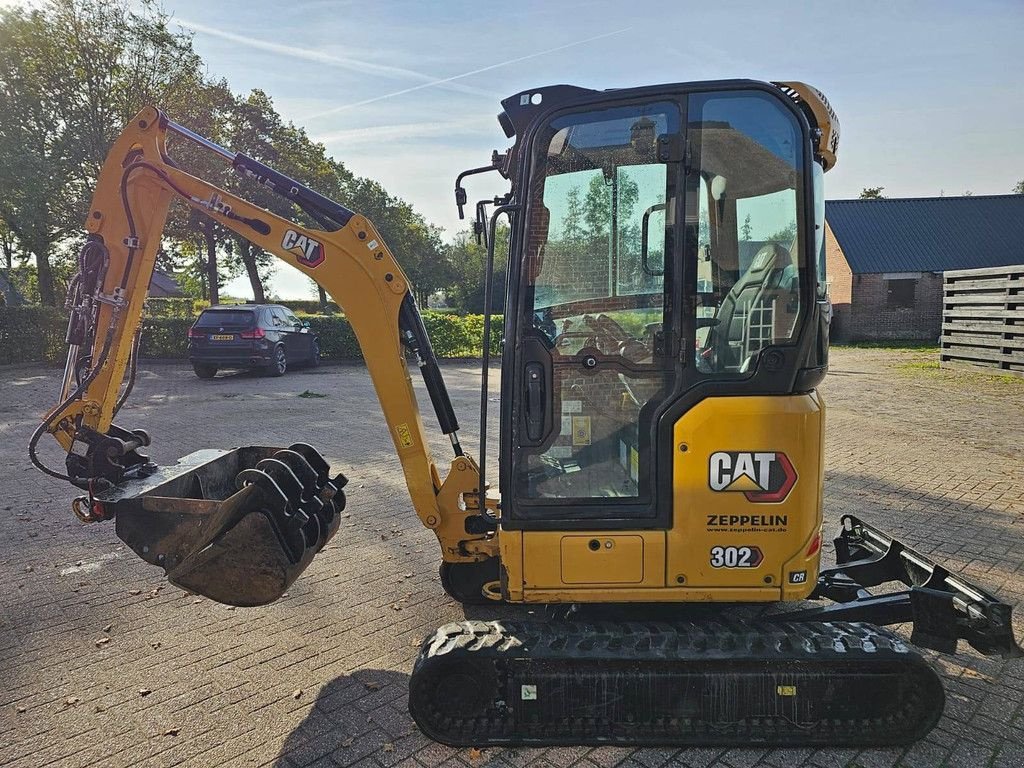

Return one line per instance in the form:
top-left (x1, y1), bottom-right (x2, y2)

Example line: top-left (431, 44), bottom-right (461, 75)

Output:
top-left (524, 362), bottom-right (545, 442)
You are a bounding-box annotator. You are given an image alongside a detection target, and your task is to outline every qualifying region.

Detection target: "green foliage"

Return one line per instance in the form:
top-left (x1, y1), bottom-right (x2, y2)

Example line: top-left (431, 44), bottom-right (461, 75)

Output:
top-left (0, 305), bottom-right (67, 362)
top-left (139, 317), bottom-right (192, 358)
top-left (1014, 179), bottom-right (1024, 195)
top-left (0, 303), bottom-right (502, 364)
top-left (304, 315), bottom-right (362, 360)
top-left (0, 1), bottom-right (454, 311)
top-left (144, 297), bottom-right (209, 318)
top-left (859, 187), bottom-right (885, 199)
top-left (0, 0), bottom-right (207, 305)
top-left (444, 226), bottom-right (508, 314)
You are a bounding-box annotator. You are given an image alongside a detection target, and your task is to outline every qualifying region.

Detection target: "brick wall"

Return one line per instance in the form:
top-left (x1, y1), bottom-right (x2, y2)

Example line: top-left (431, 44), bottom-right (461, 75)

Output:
top-left (848, 272), bottom-right (943, 342)
top-left (824, 222), bottom-right (853, 340)
top-left (825, 224), bottom-right (943, 342)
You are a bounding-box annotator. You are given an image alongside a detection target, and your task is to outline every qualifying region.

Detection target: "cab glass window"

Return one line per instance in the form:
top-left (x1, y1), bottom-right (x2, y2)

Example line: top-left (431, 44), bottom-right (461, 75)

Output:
top-left (687, 91), bottom-right (805, 375)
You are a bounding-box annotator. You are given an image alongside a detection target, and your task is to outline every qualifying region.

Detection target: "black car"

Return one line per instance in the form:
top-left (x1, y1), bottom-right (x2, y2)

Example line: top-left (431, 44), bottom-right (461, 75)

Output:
top-left (187, 304), bottom-right (319, 378)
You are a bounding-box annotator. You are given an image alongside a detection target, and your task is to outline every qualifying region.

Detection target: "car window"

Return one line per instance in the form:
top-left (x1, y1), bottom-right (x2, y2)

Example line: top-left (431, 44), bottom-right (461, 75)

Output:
top-left (282, 309), bottom-right (301, 326)
top-left (195, 310), bottom-right (254, 327)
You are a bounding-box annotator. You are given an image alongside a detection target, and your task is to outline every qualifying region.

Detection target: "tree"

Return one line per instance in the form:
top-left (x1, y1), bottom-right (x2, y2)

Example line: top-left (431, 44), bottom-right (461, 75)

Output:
top-left (859, 187), bottom-right (885, 199)
top-left (1013, 180), bottom-right (1024, 194)
top-left (444, 226), bottom-right (508, 313)
top-left (740, 214), bottom-right (753, 240)
top-left (0, 0), bottom-right (206, 305)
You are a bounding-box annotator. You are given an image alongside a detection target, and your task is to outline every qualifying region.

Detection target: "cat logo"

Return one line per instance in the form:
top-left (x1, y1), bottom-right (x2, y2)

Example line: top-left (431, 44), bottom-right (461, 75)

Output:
top-left (708, 451), bottom-right (797, 503)
top-left (281, 229), bottom-right (325, 267)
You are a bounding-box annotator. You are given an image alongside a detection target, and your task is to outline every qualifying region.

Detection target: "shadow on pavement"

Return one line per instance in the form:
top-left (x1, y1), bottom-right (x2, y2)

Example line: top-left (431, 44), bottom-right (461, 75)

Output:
top-left (272, 668), bottom-right (429, 767)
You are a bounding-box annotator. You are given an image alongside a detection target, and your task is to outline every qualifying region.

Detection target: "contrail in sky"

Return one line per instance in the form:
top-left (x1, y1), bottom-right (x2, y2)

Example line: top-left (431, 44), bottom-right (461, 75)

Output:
top-left (175, 18), bottom-right (491, 98)
top-left (301, 26), bottom-right (633, 120)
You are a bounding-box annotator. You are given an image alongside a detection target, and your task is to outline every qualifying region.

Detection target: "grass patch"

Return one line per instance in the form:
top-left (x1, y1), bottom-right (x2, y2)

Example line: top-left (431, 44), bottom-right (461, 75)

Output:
top-left (834, 341), bottom-right (940, 354)
top-left (896, 361), bottom-right (940, 371)
top-left (894, 360), bottom-right (1024, 388)
top-left (298, 390), bottom-right (328, 399)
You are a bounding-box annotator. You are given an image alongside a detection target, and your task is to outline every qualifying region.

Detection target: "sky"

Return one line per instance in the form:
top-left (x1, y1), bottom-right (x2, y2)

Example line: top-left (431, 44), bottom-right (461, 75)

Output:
top-left (4, 0), bottom-right (1023, 298)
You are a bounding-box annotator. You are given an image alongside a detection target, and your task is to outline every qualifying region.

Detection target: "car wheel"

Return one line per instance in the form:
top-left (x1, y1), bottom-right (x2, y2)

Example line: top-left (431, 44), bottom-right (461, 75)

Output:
top-left (310, 341), bottom-right (321, 367)
top-left (193, 363), bottom-right (217, 379)
top-left (268, 345), bottom-right (287, 377)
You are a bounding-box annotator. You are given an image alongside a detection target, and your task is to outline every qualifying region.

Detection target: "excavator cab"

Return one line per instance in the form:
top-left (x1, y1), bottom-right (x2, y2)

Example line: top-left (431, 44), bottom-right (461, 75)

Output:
top-left (493, 82), bottom-right (829, 543)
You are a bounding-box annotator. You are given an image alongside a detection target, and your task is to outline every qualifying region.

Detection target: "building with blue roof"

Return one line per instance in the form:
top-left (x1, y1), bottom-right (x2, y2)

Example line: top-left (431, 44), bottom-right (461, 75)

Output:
top-left (824, 194), bottom-right (1024, 342)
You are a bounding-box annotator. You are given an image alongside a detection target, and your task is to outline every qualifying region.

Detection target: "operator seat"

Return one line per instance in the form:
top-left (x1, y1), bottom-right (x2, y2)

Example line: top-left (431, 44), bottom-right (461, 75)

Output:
top-left (711, 243), bottom-right (794, 371)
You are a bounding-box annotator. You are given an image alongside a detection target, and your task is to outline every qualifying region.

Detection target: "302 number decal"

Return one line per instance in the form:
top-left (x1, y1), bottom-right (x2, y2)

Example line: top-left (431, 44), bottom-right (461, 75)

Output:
top-left (710, 545), bottom-right (763, 568)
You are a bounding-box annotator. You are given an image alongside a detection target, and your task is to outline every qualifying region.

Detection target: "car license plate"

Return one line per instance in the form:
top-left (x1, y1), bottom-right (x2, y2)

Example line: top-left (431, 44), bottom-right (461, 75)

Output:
top-left (210, 334), bottom-right (234, 341)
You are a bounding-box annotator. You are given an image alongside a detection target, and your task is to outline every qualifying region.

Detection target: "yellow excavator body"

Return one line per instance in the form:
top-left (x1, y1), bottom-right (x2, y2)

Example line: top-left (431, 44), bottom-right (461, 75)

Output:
top-left (29, 80), bottom-right (1020, 748)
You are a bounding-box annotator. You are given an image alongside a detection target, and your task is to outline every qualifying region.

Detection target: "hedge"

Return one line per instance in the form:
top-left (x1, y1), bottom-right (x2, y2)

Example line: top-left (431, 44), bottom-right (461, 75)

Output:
top-left (0, 306), bottom-right (69, 364)
top-left (144, 297), bottom-right (341, 318)
top-left (0, 305), bottom-right (502, 364)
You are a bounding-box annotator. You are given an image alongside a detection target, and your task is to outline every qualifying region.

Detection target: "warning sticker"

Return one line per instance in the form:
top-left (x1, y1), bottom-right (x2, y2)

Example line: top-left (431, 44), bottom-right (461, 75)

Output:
top-left (395, 423), bottom-right (415, 449)
top-left (571, 416), bottom-right (591, 446)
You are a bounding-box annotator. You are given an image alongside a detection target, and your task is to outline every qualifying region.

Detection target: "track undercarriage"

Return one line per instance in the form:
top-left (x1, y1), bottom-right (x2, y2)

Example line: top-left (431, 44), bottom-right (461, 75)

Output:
top-left (410, 619), bottom-right (945, 747)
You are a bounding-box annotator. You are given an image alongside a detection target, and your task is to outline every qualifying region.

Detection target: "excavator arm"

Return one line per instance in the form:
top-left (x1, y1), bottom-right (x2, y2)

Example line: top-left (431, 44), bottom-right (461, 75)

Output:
top-left (31, 107), bottom-right (496, 605)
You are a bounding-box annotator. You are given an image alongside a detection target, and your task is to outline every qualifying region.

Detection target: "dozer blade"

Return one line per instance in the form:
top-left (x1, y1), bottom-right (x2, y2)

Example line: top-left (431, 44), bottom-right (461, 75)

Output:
top-left (99, 445), bottom-right (346, 607)
top-left (410, 620), bottom-right (945, 747)
top-left (775, 515), bottom-right (1024, 658)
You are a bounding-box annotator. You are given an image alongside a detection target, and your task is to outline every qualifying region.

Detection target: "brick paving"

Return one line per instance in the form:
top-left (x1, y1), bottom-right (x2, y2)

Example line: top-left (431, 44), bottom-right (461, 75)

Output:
top-left (1, 348), bottom-right (1022, 768)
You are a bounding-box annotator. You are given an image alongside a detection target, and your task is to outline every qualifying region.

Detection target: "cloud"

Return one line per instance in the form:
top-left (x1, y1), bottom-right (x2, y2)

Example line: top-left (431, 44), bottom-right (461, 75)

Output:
top-left (174, 17), bottom-right (491, 98)
top-left (313, 115), bottom-right (496, 146)
top-left (300, 26), bottom-right (633, 119)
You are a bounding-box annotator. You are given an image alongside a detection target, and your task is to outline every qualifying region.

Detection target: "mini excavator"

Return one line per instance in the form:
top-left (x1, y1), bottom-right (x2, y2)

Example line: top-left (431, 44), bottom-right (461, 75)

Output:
top-left (31, 80), bottom-right (1021, 747)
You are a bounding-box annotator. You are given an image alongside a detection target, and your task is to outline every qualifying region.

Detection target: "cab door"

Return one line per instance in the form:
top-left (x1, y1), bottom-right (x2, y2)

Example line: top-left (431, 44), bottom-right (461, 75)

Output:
top-left (501, 100), bottom-right (684, 530)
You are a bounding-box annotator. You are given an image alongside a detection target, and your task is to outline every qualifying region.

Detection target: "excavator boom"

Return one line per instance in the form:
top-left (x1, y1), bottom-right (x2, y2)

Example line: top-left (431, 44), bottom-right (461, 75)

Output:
top-left (31, 107), bottom-right (494, 605)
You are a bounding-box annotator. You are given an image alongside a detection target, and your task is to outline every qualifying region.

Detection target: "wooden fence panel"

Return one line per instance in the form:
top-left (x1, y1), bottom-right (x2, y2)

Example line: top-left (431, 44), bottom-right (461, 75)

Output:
top-left (941, 265), bottom-right (1024, 376)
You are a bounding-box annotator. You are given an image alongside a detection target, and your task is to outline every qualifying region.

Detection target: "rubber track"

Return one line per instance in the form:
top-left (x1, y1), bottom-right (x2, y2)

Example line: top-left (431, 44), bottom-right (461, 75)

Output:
top-left (409, 619), bottom-right (945, 747)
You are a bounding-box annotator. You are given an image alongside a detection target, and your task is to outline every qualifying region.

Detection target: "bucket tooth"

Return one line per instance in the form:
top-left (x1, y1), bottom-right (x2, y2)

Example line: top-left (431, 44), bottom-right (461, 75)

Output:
top-left (236, 467), bottom-right (309, 559)
top-left (272, 449), bottom-right (321, 496)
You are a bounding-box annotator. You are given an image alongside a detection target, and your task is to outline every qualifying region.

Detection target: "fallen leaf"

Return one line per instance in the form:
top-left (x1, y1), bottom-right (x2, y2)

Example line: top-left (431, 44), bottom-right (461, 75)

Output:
top-left (382, 743), bottom-right (394, 752)
top-left (102, 623), bottom-right (113, 633)
top-left (94, 637), bottom-right (110, 647)
top-left (15, 705), bottom-right (26, 713)
top-left (363, 681), bottom-right (381, 691)
top-left (162, 728), bottom-right (179, 737)
top-left (962, 668), bottom-right (993, 683)
top-left (468, 747), bottom-right (484, 761)
top-left (226, 606), bottom-right (235, 611)
top-left (24, 565), bottom-right (33, 573)
top-left (192, 599), bottom-right (202, 604)
top-left (150, 641), bottom-right (161, 649)
top-left (93, 705), bottom-right (104, 713)
top-left (403, 573), bottom-right (413, 579)
top-left (139, 688), bottom-right (152, 697)
top-left (292, 689), bottom-right (303, 700)
top-left (64, 697), bottom-right (80, 707)
top-left (341, 737), bottom-right (354, 748)
top-left (129, 589), bottom-right (141, 596)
